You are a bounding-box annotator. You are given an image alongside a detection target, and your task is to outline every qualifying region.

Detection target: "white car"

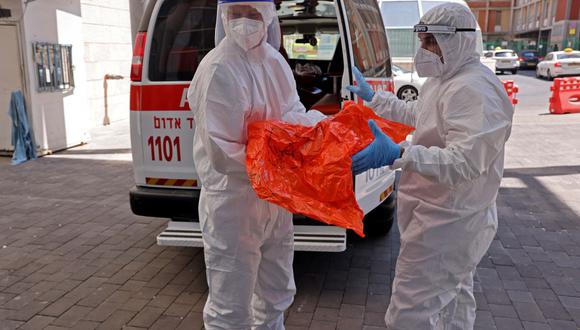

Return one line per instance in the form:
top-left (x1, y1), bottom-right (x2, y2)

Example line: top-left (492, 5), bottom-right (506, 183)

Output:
top-left (392, 65), bottom-right (426, 101)
top-left (485, 49), bottom-right (519, 74)
top-left (536, 49), bottom-right (580, 80)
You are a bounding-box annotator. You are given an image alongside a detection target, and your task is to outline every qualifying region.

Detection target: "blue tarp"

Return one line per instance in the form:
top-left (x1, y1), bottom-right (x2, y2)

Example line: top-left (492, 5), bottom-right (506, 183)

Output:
top-left (9, 91), bottom-right (37, 165)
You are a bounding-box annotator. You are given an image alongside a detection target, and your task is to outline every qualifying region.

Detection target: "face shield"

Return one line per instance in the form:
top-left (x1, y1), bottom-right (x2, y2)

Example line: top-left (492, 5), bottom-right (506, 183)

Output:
top-left (215, 0), bottom-right (281, 50)
top-left (414, 3), bottom-right (480, 79)
top-left (412, 21), bottom-right (476, 78)
top-left (413, 24), bottom-right (476, 34)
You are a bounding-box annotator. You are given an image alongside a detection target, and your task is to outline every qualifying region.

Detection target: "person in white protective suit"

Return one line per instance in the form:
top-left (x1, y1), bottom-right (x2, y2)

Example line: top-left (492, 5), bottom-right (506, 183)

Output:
top-left (187, 0), bottom-right (326, 329)
top-left (346, 3), bottom-right (514, 329)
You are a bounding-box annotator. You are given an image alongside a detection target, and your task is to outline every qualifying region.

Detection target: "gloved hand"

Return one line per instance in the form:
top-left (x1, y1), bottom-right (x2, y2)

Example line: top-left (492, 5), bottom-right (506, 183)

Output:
top-left (352, 120), bottom-right (401, 175)
top-left (346, 67), bottom-right (375, 102)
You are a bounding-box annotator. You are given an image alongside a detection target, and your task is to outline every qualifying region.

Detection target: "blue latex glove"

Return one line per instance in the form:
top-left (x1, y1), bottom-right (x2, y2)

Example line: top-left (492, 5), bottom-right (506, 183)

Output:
top-left (352, 120), bottom-right (401, 175)
top-left (345, 67), bottom-right (375, 102)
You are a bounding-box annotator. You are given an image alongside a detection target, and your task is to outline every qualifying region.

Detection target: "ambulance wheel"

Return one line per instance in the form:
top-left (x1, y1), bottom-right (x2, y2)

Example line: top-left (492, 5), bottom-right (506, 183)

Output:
top-left (362, 192), bottom-right (395, 237)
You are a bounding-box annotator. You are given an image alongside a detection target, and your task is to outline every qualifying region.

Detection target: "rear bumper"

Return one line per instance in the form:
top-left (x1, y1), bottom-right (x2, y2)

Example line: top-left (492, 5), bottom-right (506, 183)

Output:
top-left (553, 69), bottom-right (580, 77)
top-left (520, 61), bottom-right (538, 68)
top-left (132, 186), bottom-right (394, 252)
top-left (130, 186), bottom-right (200, 220)
top-left (129, 186), bottom-right (332, 225)
top-left (496, 64), bottom-right (518, 70)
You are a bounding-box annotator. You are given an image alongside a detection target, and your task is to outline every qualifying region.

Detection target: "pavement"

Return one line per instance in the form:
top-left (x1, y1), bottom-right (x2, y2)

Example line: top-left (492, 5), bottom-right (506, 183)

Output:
top-left (0, 71), bottom-right (580, 329)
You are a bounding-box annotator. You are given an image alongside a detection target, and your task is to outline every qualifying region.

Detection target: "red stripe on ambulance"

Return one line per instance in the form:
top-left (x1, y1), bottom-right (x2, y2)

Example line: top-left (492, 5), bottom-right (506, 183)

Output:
top-left (131, 84), bottom-right (191, 111)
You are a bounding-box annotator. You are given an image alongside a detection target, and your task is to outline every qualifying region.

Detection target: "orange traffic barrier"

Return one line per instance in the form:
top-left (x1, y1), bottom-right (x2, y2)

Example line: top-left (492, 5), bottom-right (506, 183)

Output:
top-left (549, 77), bottom-right (580, 114)
top-left (502, 80), bottom-right (519, 106)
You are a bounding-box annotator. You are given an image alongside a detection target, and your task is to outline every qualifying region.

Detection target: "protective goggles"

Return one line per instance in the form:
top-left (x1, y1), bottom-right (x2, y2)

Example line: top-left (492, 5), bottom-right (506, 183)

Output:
top-left (413, 24), bottom-right (476, 34)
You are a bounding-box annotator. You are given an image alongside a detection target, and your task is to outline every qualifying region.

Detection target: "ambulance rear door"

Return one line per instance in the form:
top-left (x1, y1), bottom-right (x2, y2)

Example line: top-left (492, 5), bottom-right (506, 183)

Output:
top-left (335, 0), bottom-right (397, 214)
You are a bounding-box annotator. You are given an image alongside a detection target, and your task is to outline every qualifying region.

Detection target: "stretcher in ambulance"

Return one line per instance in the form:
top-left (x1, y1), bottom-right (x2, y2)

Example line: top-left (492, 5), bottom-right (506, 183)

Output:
top-left (129, 0), bottom-right (397, 252)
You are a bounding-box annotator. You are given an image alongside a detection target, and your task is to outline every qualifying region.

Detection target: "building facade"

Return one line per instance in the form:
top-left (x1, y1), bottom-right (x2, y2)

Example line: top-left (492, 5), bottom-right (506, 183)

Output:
top-left (512, 0), bottom-right (580, 53)
top-left (466, 0), bottom-right (513, 45)
top-left (467, 0), bottom-right (580, 53)
top-left (0, 0), bottom-right (146, 155)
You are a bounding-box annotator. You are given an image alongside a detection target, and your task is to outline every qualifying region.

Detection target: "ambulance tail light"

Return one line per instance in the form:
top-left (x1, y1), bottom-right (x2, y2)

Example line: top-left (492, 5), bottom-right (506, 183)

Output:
top-left (131, 32), bottom-right (146, 81)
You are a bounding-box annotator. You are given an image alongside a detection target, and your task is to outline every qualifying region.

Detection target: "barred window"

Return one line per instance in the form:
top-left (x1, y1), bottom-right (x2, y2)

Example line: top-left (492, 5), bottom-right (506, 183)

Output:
top-left (33, 42), bottom-right (74, 92)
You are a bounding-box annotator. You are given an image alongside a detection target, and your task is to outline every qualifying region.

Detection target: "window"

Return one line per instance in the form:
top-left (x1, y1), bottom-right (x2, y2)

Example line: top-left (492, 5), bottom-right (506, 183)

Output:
top-left (495, 51), bottom-right (515, 57)
top-left (344, 0), bottom-right (391, 77)
top-left (278, 0), bottom-right (337, 18)
top-left (148, 0), bottom-right (217, 81)
top-left (521, 51), bottom-right (537, 58)
top-left (278, 0), bottom-right (340, 61)
top-left (284, 33), bottom-right (340, 61)
top-left (392, 64), bottom-right (409, 75)
top-left (386, 29), bottom-right (419, 57)
top-left (33, 42), bottom-right (74, 92)
top-left (380, 1), bottom-right (419, 27)
top-left (421, 1), bottom-right (447, 14)
top-left (557, 53), bottom-right (580, 60)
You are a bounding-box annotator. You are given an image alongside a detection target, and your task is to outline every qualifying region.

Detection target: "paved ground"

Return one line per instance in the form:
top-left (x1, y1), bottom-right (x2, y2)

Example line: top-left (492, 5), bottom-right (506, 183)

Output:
top-left (1, 71), bottom-right (580, 329)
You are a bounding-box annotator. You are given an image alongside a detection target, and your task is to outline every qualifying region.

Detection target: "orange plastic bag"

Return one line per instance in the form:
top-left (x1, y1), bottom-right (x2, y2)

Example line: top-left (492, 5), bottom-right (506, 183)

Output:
top-left (246, 101), bottom-right (414, 237)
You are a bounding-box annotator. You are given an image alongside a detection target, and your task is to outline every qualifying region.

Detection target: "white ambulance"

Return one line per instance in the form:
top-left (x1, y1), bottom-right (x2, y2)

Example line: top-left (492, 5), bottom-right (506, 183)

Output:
top-left (130, 0), bottom-right (398, 252)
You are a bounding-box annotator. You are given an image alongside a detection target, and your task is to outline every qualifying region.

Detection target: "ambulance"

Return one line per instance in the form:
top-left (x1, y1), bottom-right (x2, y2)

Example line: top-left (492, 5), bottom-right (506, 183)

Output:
top-left (130, 0), bottom-right (397, 252)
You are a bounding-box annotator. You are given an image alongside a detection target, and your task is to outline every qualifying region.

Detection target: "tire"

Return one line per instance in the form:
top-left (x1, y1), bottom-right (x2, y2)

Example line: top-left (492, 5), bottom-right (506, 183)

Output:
top-left (547, 69), bottom-right (553, 81)
top-left (536, 68), bottom-right (542, 79)
top-left (396, 86), bottom-right (419, 102)
top-left (362, 192), bottom-right (396, 237)
top-left (511, 69), bottom-right (518, 74)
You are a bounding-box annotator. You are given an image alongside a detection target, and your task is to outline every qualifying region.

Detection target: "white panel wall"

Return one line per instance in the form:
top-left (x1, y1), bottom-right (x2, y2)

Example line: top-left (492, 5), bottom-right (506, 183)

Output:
top-left (21, 0), bottom-right (91, 152)
top-left (81, 0), bottom-right (133, 127)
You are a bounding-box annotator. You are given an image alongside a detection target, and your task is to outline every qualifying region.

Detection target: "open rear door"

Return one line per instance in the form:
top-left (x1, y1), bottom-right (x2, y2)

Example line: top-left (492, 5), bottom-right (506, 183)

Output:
top-left (335, 0), bottom-right (398, 214)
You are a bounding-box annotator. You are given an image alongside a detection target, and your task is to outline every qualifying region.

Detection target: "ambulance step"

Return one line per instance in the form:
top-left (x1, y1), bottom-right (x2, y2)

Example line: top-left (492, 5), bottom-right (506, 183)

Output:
top-left (293, 225), bottom-right (346, 252)
top-left (157, 222), bottom-right (346, 252)
top-left (157, 221), bottom-right (203, 247)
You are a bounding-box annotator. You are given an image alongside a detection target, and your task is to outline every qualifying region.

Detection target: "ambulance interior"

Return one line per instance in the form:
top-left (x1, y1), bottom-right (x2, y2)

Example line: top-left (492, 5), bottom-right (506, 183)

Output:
top-left (277, 0), bottom-right (343, 115)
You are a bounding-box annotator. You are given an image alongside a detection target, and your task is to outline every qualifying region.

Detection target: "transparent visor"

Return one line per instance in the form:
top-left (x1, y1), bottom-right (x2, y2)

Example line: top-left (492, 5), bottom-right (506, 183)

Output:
top-left (215, 1), bottom-right (281, 50)
top-left (413, 24), bottom-right (476, 34)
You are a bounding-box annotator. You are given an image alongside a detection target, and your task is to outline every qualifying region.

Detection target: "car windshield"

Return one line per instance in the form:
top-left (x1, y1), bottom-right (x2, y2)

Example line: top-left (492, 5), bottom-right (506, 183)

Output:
top-left (557, 53), bottom-right (580, 60)
top-left (521, 51), bottom-right (536, 57)
top-left (495, 51), bottom-right (515, 57)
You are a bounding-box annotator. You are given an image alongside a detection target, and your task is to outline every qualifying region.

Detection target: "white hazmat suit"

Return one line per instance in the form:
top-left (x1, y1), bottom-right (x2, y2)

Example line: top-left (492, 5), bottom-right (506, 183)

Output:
top-left (364, 4), bottom-right (514, 329)
top-left (187, 0), bottom-right (325, 329)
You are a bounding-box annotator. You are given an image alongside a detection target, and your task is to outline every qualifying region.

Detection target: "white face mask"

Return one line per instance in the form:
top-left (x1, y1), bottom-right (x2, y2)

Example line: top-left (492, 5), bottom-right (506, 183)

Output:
top-left (414, 48), bottom-right (444, 77)
top-left (228, 17), bottom-right (265, 51)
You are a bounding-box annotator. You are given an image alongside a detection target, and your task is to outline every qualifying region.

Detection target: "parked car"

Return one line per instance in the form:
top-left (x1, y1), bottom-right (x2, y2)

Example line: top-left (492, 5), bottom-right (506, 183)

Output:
top-left (485, 48), bottom-right (519, 74)
top-left (129, 0), bottom-right (398, 252)
top-left (392, 64), bottom-right (425, 101)
top-left (536, 49), bottom-right (580, 80)
top-left (518, 50), bottom-right (542, 69)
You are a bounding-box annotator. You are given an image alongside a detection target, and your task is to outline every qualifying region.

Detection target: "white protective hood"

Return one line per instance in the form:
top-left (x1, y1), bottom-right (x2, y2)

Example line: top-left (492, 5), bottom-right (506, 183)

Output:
top-left (421, 3), bottom-right (480, 80)
top-left (215, 0), bottom-right (281, 50)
